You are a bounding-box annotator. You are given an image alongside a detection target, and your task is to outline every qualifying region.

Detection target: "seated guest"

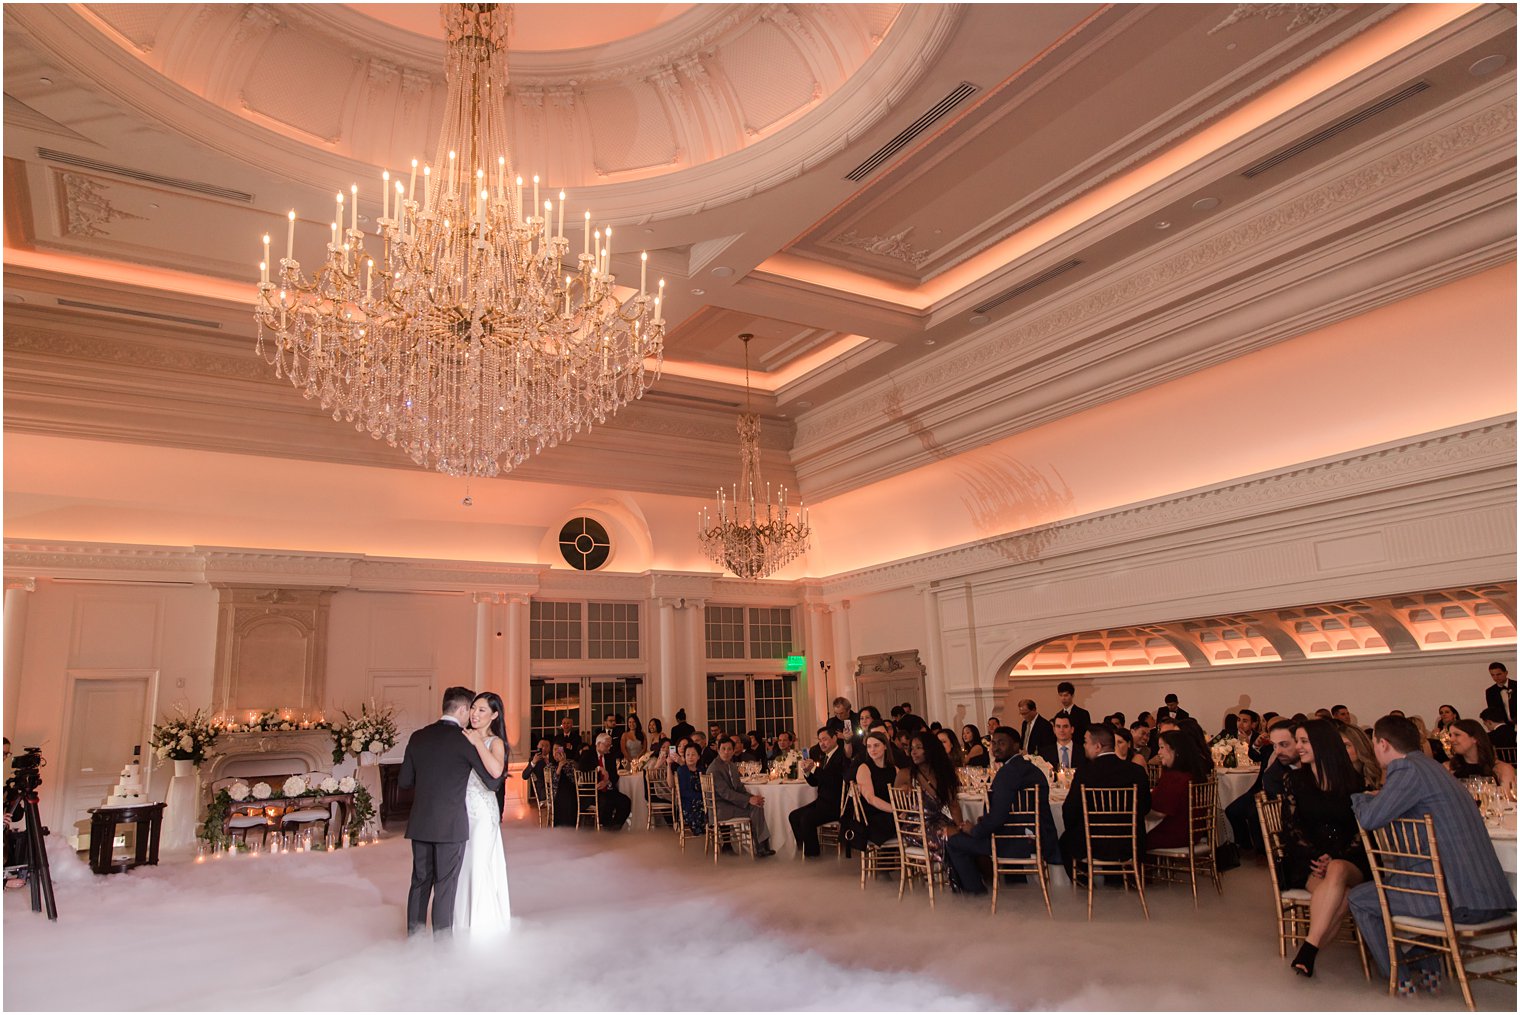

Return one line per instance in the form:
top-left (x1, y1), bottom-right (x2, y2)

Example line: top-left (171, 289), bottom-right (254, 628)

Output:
top-left (790, 726), bottom-right (848, 858)
top-left (1225, 718), bottom-right (1298, 849)
top-left (1330, 704), bottom-right (1355, 726)
top-left (1112, 726), bottom-right (1146, 771)
top-left (830, 696), bottom-right (859, 730)
top-left (1050, 716), bottom-right (1081, 773)
top-left (1407, 715), bottom-right (1437, 759)
top-left (767, 729), bottom-right (796, 761)
top-left (810, 719), bottom-right (844, 762)
top-left (1060, 724), bottom-right (1150, 880)
top-left (645, 736), bottom-right (673, 786)
top-left (592, 733), bottom-right (632, 829)
top-left (961, 724), bottom-right (990, 767)
top-left (1479, 704), bottom-right (1516, 753)
top-left (1430, 705), bottom-right (1459, 761)
top-left (1129, 721), bottom-right (1153, 761)
top-left (858, 705), bottom-right (883, 735)
top-left (1148, 731), bottom-right (1211, 850)
top-left (693, 731), bottom-right (717, 770)
top-left (555, 716), bottom-right (583, 751)
top-left (1280, 719), bottom-right (1369, 977)
top-left (850, 732), bottom-right (903, 846)
top-left (1213, 712), bottom-right (1239, 743)
top-left (946, 726), bottom-right (1060, 894)
top-left (898, 705), bottom-right (927, 737)
top-left (905, 731), bottom-right (961, 865)
top-left (550, 743), bottom-right (577, 827)
top-left (1338, 721), bottom-right (1383, 792)
top-left (1017, 699), bottom-right (1058, 767)
top-left (891, 726), bottom-right (913, 765)
top-left (706, 737), bottom-right (775, 856)
top-left (707, 722), bottom-right (725, 750)
top-left (1446, 718), bottom-right (1516, 793)
top-left (521, 737), bottom-right (553, 802)
top-left (936, 728), bottom-right (965, 768)
top-left (1349, 715), bottom-right (1516, 993)
top-left (1236, 710), bottom-right (1263, 762)
top-left (986, 715), bottom-right (1002, 733)
top-left (674, 744), bottom-right (706, 836)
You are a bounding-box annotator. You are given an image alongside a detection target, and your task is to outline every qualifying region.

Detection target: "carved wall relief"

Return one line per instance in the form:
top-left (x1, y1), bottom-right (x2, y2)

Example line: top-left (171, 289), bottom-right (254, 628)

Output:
top-left (211, 585), bottom-right (334, 715)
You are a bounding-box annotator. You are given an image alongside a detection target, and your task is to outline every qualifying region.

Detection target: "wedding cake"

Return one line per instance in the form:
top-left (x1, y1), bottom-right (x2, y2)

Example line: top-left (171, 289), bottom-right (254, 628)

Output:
top-left (103, 746), bottom-right (148, 807)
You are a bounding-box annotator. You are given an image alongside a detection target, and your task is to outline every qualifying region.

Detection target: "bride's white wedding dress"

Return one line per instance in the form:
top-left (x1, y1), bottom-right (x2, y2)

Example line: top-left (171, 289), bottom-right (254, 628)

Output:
top-left (454, 735), bottom-right (512, 936)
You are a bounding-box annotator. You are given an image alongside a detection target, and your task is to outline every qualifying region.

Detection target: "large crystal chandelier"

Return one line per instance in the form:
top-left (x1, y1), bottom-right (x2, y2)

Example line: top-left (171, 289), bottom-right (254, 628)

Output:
top-left (254, 3), bottom-right (665, 478)
top-left (698, 335), bottom-right (811, 579)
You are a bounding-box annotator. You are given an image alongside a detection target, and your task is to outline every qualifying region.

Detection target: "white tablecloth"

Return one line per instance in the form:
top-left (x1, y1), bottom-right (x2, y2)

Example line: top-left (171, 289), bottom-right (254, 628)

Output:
top-left (743, 780), bottom-right (817, 855)
top-left (618, 772), bottom-right (648, 829)
top-left (1216, 770), bottom-right (1257, 809)
top-left (1490, 812), bottom-right (1516, 887)
top-left (161, 770), bottom-right (200, 852)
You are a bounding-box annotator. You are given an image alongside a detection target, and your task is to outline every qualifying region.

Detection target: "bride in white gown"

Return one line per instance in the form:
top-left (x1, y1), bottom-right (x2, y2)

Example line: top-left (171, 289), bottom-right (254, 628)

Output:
top-left (455, 691), bottom-right (512, 936)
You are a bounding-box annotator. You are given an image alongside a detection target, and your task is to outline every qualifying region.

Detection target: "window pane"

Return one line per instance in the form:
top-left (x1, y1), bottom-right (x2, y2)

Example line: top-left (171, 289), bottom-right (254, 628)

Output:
top-left (748, 607), bottom-right (794, 659)
top-left (530, 600), bottom-right (582, 659)
top-left (530, 680), bottom-right (581, 744)
top-left (752, 677), bottom-right (796, 742)
top-left (705, 605), bottom-right (746, 659)
top-left (588, 601), bottom-right (640, 659)
top-left (705, 676), bottom-right (746, 738)
top-left (588, 679), bottom-right (638, 734)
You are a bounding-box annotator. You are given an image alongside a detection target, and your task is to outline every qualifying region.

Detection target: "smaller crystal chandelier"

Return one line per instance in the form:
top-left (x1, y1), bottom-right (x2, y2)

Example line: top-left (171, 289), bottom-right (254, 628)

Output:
top-left (698, 335), bottom-right (811, 579)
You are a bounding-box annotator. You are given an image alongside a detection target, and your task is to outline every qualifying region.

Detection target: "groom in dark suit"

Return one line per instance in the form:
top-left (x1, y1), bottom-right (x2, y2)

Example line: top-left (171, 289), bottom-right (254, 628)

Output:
top-left (398, 685), bottom-right (502, 936)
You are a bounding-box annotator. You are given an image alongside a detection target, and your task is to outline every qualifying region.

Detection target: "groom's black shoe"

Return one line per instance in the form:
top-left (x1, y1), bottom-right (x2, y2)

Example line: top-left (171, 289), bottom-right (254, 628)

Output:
top-left (755, 844), bottom-right (776, 858)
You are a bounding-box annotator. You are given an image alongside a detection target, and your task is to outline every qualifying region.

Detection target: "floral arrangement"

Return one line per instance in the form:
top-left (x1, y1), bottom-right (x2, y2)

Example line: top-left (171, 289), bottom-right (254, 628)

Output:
top-left (199, 777), bottom-right (373, 849)
top-left (1210, 736), bottom-right (1251, 769)
top-left (330, 701), bottom-right (399, 763)
top-left (768, 750), bottom-right (802, 780)
top-left (627, 752), bottom-right (650, 773)
top-left (150, 708), bottom-right (219, 765)
top-left (1025, 753), bottom-right (1055, 784)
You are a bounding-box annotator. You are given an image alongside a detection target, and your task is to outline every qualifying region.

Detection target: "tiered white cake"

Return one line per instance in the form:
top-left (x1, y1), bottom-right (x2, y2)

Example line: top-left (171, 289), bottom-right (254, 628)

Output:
top-left (103, 746), bottom-right (148, 807)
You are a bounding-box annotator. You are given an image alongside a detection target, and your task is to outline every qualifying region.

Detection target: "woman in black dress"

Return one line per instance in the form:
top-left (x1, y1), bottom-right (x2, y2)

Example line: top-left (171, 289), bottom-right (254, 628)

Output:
top-left (550, 743), bottom-right (578, 827)
top-left (853, 732), bottom-right (902, 845)
top-left (1447, 718), bottom-right (1516, 793)
top-left (960, 724), bottom-right (990, 767)
top-left (1280, 718), bottom-right (1369, 977)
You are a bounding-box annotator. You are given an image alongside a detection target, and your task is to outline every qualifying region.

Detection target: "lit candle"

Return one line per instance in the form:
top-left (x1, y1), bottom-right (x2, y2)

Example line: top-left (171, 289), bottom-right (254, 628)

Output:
top-left (558, 191), bottom-right (565, 238)
top-left (564, 275), bottom-right (571, 315)
top-left (593, 229), bottom-right (600, 272)
top-left (600, 247), bottom-right (608, 278)
top-left (408, 159), bottom-right (418, 203)
top-left (604, 226), bottom-right (612, 273)
top-left (349, 184), bottom-right (358, 233)
top-left (584, 210), bottom-right (591, 257)
top-left (497, 156), bottom-right (506, 198)
top-left (259, 259), bottom-right (267, 284)
top-left (381, 170), bottom-right (390, 220)
top-left (330, 221), bottom-right (338, 248)
top-left (478, 188), bottom-right (488, 229)
top-left (395, 181), bottom-right (406, 233)
top-left (544, 200), bottom-right (552, 243)
top-left (532, 175), bottom-right (539, 220)
top-left (335, 191), bottom-right (343, 232)
top-left (423, 165), bottom-right (432, 212)
top-left (447, 150), bottom-right (457, 195)
top-left (640, 251), bottom-right (647, 295)
top-left (515, 175), bottom-right (523, 222)
top-left (286, 210), bottom-right (295, 261)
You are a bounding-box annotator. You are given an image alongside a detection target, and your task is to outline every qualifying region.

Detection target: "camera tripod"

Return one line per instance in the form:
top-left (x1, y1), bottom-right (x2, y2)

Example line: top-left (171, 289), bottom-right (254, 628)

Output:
top-left (5, 791), bottom-right (58, 920)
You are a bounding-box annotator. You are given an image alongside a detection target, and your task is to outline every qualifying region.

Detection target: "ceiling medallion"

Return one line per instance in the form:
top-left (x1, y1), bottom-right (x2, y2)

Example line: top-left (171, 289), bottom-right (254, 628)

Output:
top-left (698, 334), bottom-right (811, 580)
top-left (253, 3), bottom-right (665, 478)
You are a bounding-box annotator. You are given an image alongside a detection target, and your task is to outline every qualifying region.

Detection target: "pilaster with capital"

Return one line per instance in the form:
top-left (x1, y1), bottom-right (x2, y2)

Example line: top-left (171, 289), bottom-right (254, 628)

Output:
top-left (803, 601), bottom-right (834, 731)
top-left (830, 599), bottom-right (854, 706)
top-left (504, 593), bottom-right (531, 751)
top-left (916, 584), bottom-right (948, 724)
top-left (4, 578), bottom-right (36, 740)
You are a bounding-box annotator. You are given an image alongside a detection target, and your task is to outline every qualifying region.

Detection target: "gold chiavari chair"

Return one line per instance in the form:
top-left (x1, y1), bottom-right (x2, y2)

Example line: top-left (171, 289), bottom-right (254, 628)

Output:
top-left (1146, 776), bottom-right (1223, 904)
top-left (816, 780), bottom-right (849, 857)
top-left (671, 771), bottom-right (695, 851)
top-left (847, 783), bottom-right (902, 889)
top-left (572, 769), bottom-right (600, 830)
top-left (990, 785), bottom-right (1052, 917)
top-left (888, 785), bottom-right (946, 906)
top-left (1074, 785), bottom-right (1148, 920)
top-left (699, 773), bottom-right (755, 863)
top-left (1146, 760), bottom-right (1162, 789)
top-left (1360, 816), bottom-right (1517, 1011)
top-left (526, 769), bottom-right (549, 827)
top-left (1256, 791), bottom-right (1371, 976)
top-left (645, 764), bottom-right (675, 830)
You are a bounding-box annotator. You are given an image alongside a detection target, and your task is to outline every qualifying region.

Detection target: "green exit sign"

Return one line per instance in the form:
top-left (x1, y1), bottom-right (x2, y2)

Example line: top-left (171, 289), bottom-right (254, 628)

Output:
top-left (784, 655), bottom-right (806, 672)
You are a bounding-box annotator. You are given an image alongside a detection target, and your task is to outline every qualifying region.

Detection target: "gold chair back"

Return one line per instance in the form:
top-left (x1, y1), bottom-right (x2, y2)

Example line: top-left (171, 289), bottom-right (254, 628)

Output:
top-left (847, 781), bottom-right (902, 888)
top-left (990, 785), bottom-right (1052, 917)
top-left (888, 785), bottom-right (941, 907)
top-left (572, 769), bottom-right (600, 829)
top-left (699, 772), bottom-right (755, 863)
top-left (1078, 785), bottom-right (1148, 920)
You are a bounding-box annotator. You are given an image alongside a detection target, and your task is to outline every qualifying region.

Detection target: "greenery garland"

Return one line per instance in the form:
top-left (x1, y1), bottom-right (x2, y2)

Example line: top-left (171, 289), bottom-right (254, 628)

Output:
top-left (198, 783), bottom-right (377, 849)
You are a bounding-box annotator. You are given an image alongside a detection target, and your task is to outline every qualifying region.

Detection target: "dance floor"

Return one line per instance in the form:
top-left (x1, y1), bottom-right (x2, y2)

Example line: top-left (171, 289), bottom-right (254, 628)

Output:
top-left (4, 810), bottom-right (1513, 1011)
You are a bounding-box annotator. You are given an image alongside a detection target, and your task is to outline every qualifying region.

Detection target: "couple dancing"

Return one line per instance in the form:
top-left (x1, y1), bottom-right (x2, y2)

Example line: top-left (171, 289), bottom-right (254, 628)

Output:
top-left (398, 685), bottom-right (512, 937)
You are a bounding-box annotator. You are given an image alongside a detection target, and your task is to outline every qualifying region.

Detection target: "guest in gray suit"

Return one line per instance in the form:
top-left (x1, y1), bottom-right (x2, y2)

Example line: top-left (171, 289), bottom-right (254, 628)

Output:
top-left (708, 738), bottom-right (776, 857)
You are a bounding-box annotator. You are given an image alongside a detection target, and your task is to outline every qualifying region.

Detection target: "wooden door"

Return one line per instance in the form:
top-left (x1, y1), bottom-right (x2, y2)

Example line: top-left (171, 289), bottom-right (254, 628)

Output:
top-left (59, 674), bottom-right (151, 842)
top-left (370, 671), bottom-right (434, 764)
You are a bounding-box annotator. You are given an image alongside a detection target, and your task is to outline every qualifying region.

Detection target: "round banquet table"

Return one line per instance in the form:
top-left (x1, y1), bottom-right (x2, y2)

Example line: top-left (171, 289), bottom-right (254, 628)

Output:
top-left (1489, 811), bottom-right (1517, 888)
top-left (743, 779), bottom-right (817, 855)
top-left (1216, 769), bottom-right (1258, 809)
top-left (617, 772), bottom-right (648, 830)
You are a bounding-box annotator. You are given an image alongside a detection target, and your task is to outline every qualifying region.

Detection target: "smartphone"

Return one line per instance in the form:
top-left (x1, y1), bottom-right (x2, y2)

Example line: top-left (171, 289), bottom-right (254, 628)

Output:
top-left (668, 745), bottom-right (677, 757)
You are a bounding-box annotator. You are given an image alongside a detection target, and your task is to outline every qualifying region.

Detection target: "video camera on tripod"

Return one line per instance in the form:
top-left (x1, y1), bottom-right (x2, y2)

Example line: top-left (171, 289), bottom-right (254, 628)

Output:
top-left (4, 745), bottom-right (58, 920)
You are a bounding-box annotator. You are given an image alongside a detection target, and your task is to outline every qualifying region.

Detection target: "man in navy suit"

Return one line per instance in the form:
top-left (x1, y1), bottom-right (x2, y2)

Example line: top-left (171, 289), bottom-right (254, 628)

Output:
top-left (1060, 723), bottom-right (1150, 880)
top-left (946, 726), bottom-right (1060, 894)
top-left (1053, 681), bottom-right (1091, 737)
top-left (398, 685), bottom-right (503, 936)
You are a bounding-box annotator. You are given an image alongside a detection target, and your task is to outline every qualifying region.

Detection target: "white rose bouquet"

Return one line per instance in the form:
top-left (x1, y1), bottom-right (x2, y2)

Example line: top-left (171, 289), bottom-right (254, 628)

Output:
top-left (1025, 753), bottom-right (1055, 784)
top-left (337, 776), bottom-right (357, 794)
top-left (282, 775), bottom-right (308, 797)
top-left (1210, 736), bottom-right (1250, 769)
top-left (768, 749), bottom-right (802, 780)
top-left (228, 780), bottom-right (251, 802)
top-left (319, 776), bottom-right (340, 793)
top-left (150, 708), bottom-right (219, 765)
top-left (330, 701), bottom-right (399, 763)
top-left (251, 782), bottom-right (272, 800)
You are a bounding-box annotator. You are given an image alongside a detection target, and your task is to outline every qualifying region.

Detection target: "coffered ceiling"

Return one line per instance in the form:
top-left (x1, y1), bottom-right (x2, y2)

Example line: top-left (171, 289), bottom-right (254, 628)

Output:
top-left (3, 2), bottom-right (1516, 504)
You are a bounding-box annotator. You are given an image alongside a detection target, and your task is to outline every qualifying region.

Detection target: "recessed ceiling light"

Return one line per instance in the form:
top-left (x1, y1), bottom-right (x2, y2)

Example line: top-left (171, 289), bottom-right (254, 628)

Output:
top-left (1225, 42), bottom-right (1237, 52)
top-left (710, 266), bottom-right (734, 278)
top-left (778, 412), bottom-right (788, 418)
top-left (924, 339), bottom-right (936, 346)
top-left (147, 202), bottom-right (160, 210)
top-left (1470, 54), bottom-right (1506, 76)
top-left (968, 314), bottom-right (989, 326)
top-left (690, 288), bottom-right (705, 296)
top-left (1154, 220), bottom-right (1172, 230)
top-left (642, 227), bottom-right (654, 234)
top-left (38, 76), bottom-right (52, 85)
top-left (5, 293), bottom-right (27, 303)
top-left (1191, 197), bottom-right (1220, 211)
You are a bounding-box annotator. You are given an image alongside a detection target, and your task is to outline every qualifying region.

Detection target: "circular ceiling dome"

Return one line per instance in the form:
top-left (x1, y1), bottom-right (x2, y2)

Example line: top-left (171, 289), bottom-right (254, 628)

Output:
top-left (57, 3), bottom-right (960, 218)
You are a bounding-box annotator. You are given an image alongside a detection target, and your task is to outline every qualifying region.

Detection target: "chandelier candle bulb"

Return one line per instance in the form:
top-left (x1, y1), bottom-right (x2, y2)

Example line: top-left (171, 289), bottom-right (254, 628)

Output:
top-left (584, 211), bottom-right (591, 257)
top-left (423, 165), bottom-right (432, 212)
top-left (349, 184), bottom-right (358, 233)
top-left (532, 175), bottom-right (539, 219)
top-left (408, 159), bottom-right (418, 202)
top-left (286, 211), bottom-right (295, 261)
top-left (259, 259), bottom-right (267, 284)
top-left (382, 170), bottom-right (390, 220)
top-left (448, 150), bottom-right (456, 195)
top-left (515, 175), bottom-right (523, 222)
top-left (558, 192), bottom-right (565, 238)
top-left (335, 191), bottom-right (343, 232)
top-left (330, 221), bottom-right (337, 248)
top-left (640, 251), bottom-right (647, 295)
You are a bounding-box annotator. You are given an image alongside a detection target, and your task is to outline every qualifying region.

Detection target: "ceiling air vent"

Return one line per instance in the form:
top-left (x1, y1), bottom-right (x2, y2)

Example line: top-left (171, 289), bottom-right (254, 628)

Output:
top-left (37, 148), bottom-right (255, 203)
top-left (845, 81), bottom-right (978, 182)
top-left (971, 259), bottom-right (1083, 316)
top-left (1240, 80), bottom-right (1431, 179)
top-left (55, 298), bottom-right (222, 330)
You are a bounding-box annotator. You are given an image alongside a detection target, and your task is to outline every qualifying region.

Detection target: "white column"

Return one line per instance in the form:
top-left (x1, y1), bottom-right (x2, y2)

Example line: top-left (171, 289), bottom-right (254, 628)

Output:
top-left (505, 594), bottom-right (531, 753)
top-left (652, 597), bottom-right (679, 726)
top-left (684, 598), bottom-right (706, 726)
top-left (4, 578), bottom-right (35, 741)
top-left (804, 602), bottom-right (833, 732)
top-left (917, 584), bottom-right (948, 722)
top-left (830, 599), bottom-right (854, 707)
top-left (473, 594), bottom-right (492, 690)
